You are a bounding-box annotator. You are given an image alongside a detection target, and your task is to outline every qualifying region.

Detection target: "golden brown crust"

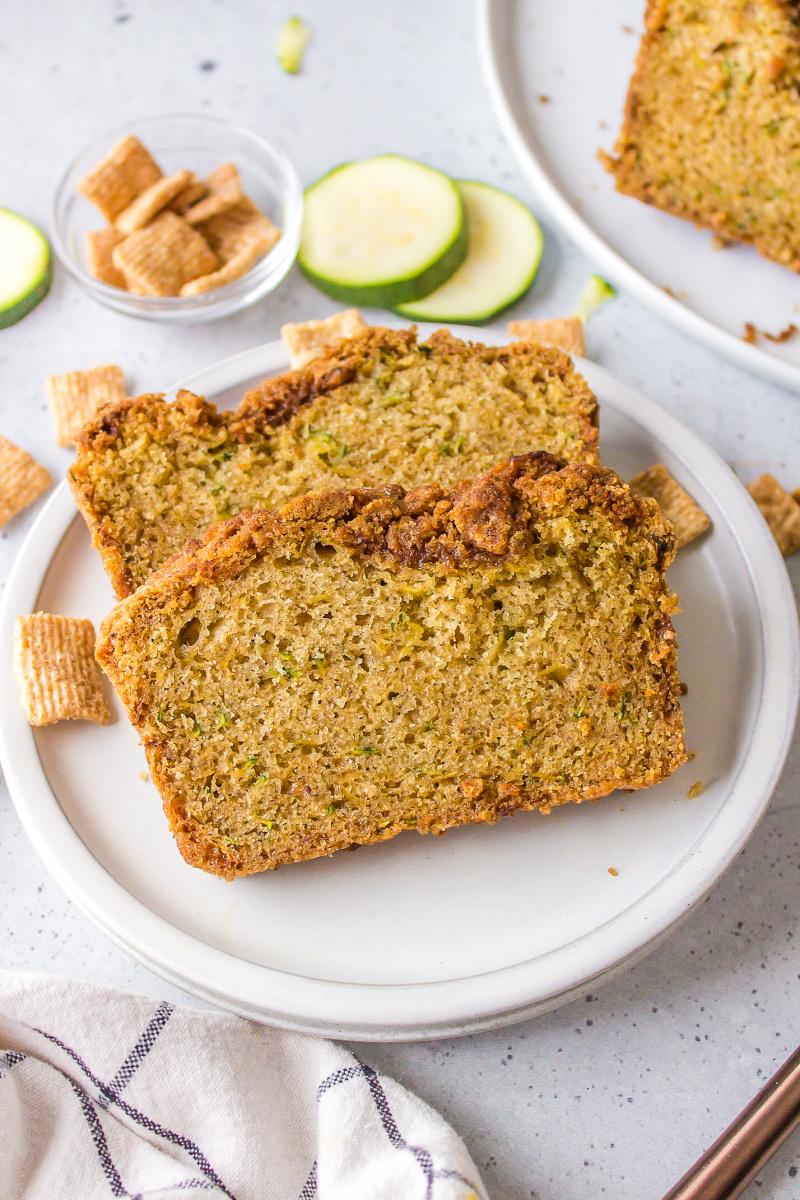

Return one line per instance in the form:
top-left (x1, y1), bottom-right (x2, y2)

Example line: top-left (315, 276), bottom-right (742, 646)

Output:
top-left (127, 453), bottom-right (675, 599)
top-left (73, 327), bottom-right (598, 452)
top-left (70, 327), bottom-right (601, 599)
top-left (73, 387), bottom-right (226, 453)
top-left (233, 326), bottom-right (419, 433)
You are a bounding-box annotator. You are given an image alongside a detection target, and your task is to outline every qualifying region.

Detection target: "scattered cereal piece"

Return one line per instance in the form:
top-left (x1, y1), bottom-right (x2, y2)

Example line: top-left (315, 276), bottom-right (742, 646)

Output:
top-left (743, 322), bottom-right (758, 344)
top-left (281, 309), bottom-right (368, 370)
top-left (507, 317), bottom-right (586, 356)
top-left (198, 196), bottom-right (281, 263)
top-left (76, 135), bottom-right (162, 222)
top-left (179, 240), bottom-right (265, 296)
top-left (0, 436), bottom-right (51, 527)
top-left (115, 169), bottom-right (194, 234)
top-left (168, 173), bottom-right (207, 214)
top-left (608, 867), bottom-right (619, 876)
top-left (747, 475), bottom-right (800, 556)
top-left (45, 364), bottom-right (127, 447)
top-left (687, 781), bottom-right (704, 799)
top-left (85, 227), bottom-right (127, 288)
top-left (13, 613), bottom-right (110, 726)
top-left (629, 463), bottom-right (711, 549)
top-left (184, 163), bottom-right (243, 225)
top-left (138, 771), bottom-right (150, 783)
top-left (112, 211), bottom-right (218, 297)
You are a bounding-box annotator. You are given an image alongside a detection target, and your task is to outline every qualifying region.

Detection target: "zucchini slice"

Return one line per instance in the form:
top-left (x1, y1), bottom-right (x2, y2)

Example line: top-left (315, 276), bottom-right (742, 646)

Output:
top-left (0, 208), bottom-right (52, 330)
top-left (299, 155), bottom-right (468, 307)
top-left (277, 16), bottom-right (311, 74)
top-left (395, 181), bottom-right (543, 323)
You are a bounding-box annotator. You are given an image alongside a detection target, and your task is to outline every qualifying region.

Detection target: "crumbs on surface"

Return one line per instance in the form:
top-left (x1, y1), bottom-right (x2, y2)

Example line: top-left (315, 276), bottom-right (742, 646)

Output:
top-left (687, 781), bottom-right (704, 799)
top-left (608, 867), bottom-right (619, 876)
top-left (744, 321), bottom-right (798, 345)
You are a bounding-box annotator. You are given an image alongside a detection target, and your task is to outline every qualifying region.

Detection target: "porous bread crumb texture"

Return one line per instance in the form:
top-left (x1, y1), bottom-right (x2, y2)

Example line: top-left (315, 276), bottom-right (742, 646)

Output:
top-left (607, 0), bottom-right (800, 270)
top-left (508, 318), bottom-right (586, 357)
top-left (14, 613), bottom-right (110, 726)
top-left (97, 453), bottom-right (686, 880)
top-left (0, 436), bottom-right (51, 527)
top-left (747, 472), bottom-right (800, 554)
top-left (629, 463), bottom-right (711, 548)
top-left (69, 327), bottom-right (600, 597)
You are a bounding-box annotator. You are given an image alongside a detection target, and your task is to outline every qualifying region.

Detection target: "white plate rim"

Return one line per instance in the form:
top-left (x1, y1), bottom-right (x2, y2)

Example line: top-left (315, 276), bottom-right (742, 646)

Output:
top-left (1, 332), bottom-right (798, 1041)
top-left (476, 0), bottom-right (800, 395)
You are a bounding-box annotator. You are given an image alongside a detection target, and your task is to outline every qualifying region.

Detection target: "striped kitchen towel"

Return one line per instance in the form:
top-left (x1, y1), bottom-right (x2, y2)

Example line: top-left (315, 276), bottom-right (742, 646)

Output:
top-left (0, 972), bottom-right (487, 1200)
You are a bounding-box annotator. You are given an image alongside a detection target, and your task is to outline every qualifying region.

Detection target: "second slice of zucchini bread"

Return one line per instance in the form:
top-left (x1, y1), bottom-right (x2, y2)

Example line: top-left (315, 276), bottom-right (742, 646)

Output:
top-left (69, 327), bottom-right (599, 597)
top-left (97, 452), bottom-right (686, 880)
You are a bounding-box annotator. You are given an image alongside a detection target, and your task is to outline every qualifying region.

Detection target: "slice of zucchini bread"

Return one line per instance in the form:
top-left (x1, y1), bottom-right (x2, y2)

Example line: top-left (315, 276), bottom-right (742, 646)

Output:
top-left (606, 0), bottom-right (800, 269)
top-left (97, 453), bottom-right (686, 880)
top-left (69, 327), bottom-right (599, 598)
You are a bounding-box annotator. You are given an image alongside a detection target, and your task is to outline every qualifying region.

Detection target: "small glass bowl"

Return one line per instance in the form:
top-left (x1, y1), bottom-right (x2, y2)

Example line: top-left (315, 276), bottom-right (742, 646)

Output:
top-left (52, 114), bottom-right (302, 323)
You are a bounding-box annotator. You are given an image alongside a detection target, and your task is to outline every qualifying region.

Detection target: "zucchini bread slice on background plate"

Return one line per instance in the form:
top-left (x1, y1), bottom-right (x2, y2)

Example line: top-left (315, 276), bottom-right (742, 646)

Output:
top-left (68, 326), bottom-right (599, 597)
top-left (97, 452), bottom-right (685, 880)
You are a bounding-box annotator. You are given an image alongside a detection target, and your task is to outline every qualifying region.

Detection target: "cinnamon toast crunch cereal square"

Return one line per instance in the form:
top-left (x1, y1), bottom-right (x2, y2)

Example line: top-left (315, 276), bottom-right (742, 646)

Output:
top-left (748, 474), bottom-right (800, 556)
top-left (14, 613), bottom-right (110, 726)
top-left (45, 364), bottom-right (127, 447)
top-left (0, 436), bottom-right (51, 527)
top-left (76, 136), bottom-right (162, 222)
top-left (281, 309), bottom-right (367, 369)
top-left (112, 212), bottom-right (218, 297)
top-left (629, 464), bottom-right (711, 549)
top-left (508, 318), bottom-right (586, 357)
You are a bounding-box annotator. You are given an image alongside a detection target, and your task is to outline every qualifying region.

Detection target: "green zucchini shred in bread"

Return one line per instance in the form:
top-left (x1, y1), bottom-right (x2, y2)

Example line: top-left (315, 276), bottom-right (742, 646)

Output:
top-left (96, 453), bottom-right (686, 880)
top-left (68, 327), bottom-right (599, 597)
top-left (606, 0), bottom-right (800, 270)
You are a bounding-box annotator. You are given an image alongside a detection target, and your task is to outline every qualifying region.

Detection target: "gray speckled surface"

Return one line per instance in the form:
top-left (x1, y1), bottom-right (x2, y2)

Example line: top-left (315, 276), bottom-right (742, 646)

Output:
top-left (2, 2), bottom-right (800, 1198)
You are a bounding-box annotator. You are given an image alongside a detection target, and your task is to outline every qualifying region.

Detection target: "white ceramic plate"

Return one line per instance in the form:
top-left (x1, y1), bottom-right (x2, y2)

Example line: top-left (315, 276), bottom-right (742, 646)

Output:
top-left (478, 0), bottom-right (800, 394)
top-left (1, 326), bottom-right (798, 1041)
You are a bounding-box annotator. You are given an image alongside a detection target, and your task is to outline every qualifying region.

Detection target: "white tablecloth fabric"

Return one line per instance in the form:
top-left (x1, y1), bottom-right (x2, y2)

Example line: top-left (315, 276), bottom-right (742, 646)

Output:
top-left (0, 972), bottom-right (488, 1200)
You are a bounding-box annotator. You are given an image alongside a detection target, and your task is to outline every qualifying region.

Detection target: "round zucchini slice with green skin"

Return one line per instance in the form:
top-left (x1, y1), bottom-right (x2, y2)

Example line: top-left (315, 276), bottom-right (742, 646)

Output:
top-left (298, 155), bottom-right (468, 307)
top-left (0, 208), bottom-right (52, 330)
top-left (394, 181), bottom-right (544, 324)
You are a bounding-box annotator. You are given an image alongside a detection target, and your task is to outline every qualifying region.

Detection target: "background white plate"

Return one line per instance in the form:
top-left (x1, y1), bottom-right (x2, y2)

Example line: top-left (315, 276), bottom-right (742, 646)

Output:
top-left (0, 326), bottom-right (797, 1041)
top-left (478, 0), bottom-right (800, 393)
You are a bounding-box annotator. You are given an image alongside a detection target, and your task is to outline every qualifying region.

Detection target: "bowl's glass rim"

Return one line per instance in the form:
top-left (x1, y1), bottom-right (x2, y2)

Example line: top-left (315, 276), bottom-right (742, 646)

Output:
top-left (51, 112), bottom-right (303, 308)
